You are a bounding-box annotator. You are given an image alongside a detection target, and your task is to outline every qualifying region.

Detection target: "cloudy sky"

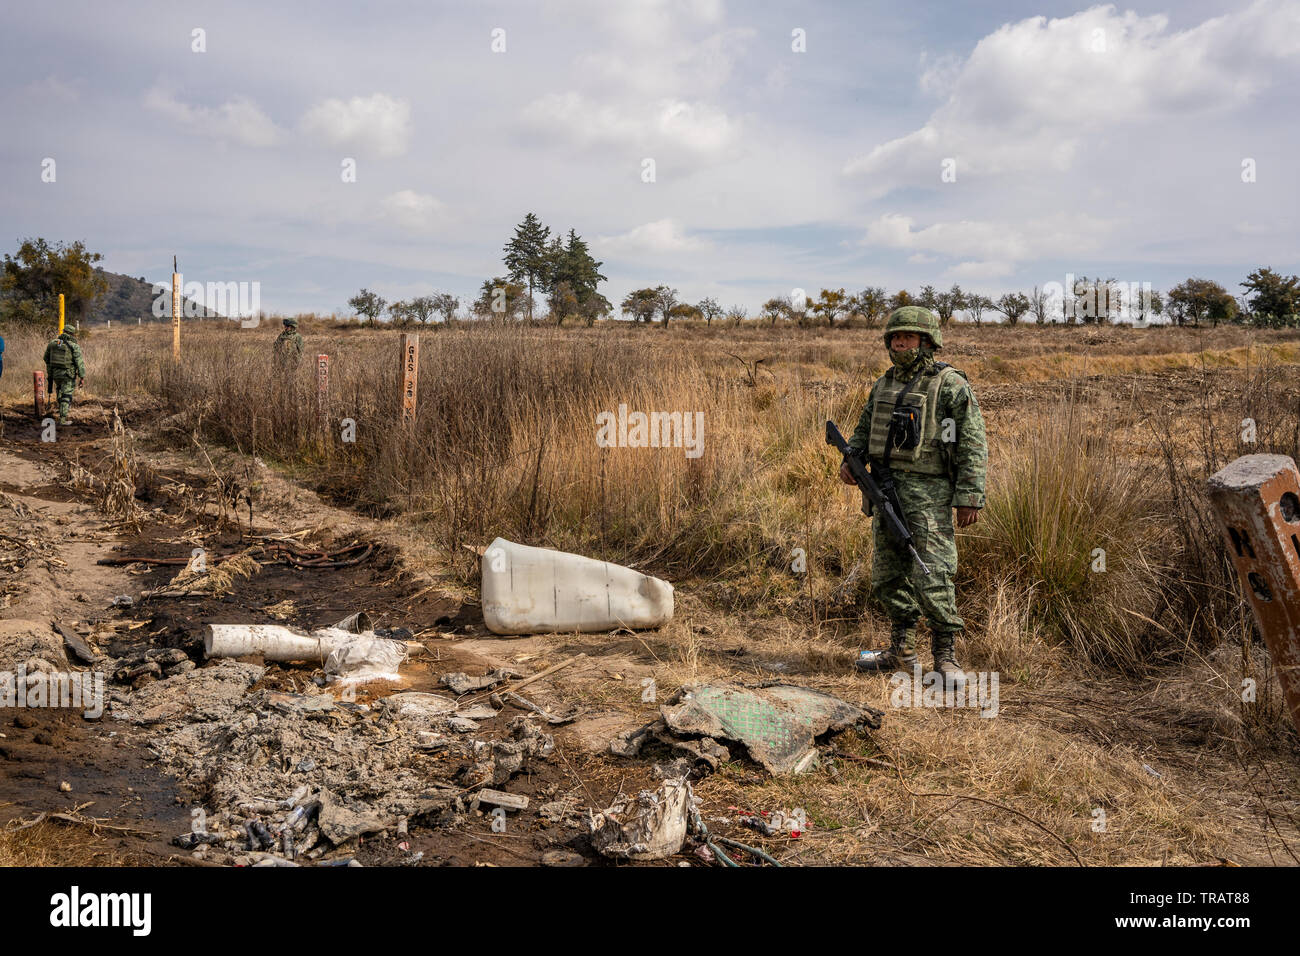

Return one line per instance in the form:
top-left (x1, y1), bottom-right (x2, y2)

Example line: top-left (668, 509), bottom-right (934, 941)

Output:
top-left (3, 0), bottom-right (1297, 317)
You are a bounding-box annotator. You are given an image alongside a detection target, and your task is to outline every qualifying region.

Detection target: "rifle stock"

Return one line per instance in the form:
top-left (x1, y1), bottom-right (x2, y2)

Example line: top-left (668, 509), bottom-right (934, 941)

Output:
top-left (826, 420), bottom-right (931, 575)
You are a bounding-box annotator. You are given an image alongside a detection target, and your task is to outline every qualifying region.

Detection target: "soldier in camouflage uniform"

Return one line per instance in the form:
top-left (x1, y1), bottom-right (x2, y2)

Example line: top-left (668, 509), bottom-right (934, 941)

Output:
top-left (42, 329), bottom-right (86, 426)
top-left (840, 306), bottom-right (987, 684)
top-left (272, 316), bottom-right (304, 366)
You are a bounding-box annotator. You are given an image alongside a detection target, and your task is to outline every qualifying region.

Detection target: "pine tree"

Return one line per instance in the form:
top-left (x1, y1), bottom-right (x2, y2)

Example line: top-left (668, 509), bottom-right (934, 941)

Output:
top-left (502, 213), bottom-right (551, 322)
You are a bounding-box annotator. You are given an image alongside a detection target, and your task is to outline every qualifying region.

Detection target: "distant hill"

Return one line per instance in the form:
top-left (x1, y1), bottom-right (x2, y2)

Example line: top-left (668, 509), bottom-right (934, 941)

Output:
top-left (86, 268), bottom-right (222, 325)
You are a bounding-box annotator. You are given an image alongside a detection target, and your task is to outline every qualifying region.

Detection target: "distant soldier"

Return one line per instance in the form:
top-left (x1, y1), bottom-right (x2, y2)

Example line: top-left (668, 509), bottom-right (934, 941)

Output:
top-left (272, 316), bottom-right (304, 366)
top-left (42, 328), bottom-right (86, 425)
top-left (841, 306), bottom-right (987, 685)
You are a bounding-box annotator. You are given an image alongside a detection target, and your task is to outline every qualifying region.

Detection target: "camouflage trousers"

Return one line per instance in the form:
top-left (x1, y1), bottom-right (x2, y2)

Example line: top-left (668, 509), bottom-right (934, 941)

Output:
top-left (870, 472), bottom-right (963, 657)
top-left (51, 374), bottom-right (76, 422)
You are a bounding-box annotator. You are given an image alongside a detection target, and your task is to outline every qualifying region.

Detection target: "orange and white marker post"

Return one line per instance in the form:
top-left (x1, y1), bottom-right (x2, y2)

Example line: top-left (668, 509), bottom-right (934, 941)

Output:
top-left (34, 370), bottom-right (46, 419)
top-left (400, 333), bottom-right (419, 426)
top-left (172, 256), bottom-right (181, 360)
top-left (1208, 454), bottom-right (1300, 734)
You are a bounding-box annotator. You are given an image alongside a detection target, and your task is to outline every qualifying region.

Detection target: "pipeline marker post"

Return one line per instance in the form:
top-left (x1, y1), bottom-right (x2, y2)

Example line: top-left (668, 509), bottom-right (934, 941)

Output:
top-left (172, 256), bottom-right (181, 361)
top-left (34, 370), bottom-right (46, 419)
top-left (316, 353), bottom-right (329, 434)
top-left (1207, 454), bottom-right (1300, 735)
top-left (58, 293), bottom-right (65, 334)
top-left (400, 333), bottom-right (419, 427)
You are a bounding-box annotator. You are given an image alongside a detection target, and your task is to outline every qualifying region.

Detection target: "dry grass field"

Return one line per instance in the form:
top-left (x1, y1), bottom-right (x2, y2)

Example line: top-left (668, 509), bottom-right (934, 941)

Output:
top-left (3, 316), bottom-right (1299, 866)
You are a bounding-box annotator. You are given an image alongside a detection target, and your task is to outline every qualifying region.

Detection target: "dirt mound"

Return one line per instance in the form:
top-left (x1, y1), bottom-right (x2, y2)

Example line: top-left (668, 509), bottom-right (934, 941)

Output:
top-left (0, 619), bottom-right (69, 672)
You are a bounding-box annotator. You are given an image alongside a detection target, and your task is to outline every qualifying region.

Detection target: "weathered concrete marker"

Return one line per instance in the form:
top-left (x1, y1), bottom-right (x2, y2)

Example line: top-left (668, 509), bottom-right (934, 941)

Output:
top-left (316, 353), bottom-right (329, 425)
top-left (400, 333), bottom-right (419, 426)
top-left (1207, 453), bottom-right (1300, 734)
top-left (33, 370), bottom-right (46, 419)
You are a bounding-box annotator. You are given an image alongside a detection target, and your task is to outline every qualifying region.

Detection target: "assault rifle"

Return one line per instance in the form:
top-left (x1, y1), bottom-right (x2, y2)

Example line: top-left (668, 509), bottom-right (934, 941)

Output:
top-left (826, 420), bottom-right (930, 575)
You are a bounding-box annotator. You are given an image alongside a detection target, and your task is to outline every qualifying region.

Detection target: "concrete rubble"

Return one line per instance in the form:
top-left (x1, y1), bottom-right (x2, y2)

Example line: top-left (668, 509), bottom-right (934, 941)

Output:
top-left (98, 643), bottom-right (557, 866)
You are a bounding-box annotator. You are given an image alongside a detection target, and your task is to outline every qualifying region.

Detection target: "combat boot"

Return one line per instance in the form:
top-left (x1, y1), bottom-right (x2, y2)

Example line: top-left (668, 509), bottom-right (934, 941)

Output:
top-left (856, 624), bottom-right (919, 673)
top-left (931, 632), bottom-right (967, 690)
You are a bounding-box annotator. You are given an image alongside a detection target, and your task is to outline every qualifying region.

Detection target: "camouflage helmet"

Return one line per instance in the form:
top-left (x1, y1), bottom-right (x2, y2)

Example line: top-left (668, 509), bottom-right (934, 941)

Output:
top-left (282, 316), bottom-right (299, 328)
top-left (883, 305), bottom-right (941, 349)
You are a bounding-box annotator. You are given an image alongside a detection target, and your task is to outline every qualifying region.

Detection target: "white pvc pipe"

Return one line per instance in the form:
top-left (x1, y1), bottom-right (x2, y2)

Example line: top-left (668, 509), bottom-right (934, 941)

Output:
top-left (203, 624), bottom-right (354, 662)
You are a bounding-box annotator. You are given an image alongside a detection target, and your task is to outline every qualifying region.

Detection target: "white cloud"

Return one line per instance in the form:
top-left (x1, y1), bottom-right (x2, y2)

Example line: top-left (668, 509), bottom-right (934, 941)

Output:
top-left (845, 1), bottom-right (1300, 190)
top-left (862, 212), bottom-right (1116, 266)
top-left (595, 219), bottom-right (711, 256)
top-left (381, 190), bottom-right (446, 231)
top-left (25, 75), bottom-right (78, 103)
top-left (562, 0), bottom-right (725, 46)
top-left (300, 94), bottom-right (411, 157)
top-left (144, 87), bottom-right (280, 147)
top-left (917, 52), bottom-right (962, 97)
top-left (947, 260), bottom-right (1014, 280)
top-left (521, 92), bottom-right (741, 157)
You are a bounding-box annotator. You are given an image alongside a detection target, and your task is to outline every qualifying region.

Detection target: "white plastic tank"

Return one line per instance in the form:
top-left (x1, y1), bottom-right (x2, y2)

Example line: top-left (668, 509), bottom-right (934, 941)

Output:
top-left (480, 537), bottom-right (674, 635)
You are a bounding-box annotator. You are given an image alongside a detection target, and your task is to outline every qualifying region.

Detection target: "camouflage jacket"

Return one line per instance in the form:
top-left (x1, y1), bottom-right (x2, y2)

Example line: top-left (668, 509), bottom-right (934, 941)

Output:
top-left (43, 335), bottom-right (86, 379)
top-left (847, 353), bottom-right (988, 509)
top-left (273, 330), bottom-right (304, 361)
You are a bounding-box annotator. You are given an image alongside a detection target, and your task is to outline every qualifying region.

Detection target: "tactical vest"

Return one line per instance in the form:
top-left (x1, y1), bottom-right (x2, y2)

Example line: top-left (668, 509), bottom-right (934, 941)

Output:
top-left (866, 362), bottom-right (966, 475)
top-left (47, 338), bottom-right (74, 372)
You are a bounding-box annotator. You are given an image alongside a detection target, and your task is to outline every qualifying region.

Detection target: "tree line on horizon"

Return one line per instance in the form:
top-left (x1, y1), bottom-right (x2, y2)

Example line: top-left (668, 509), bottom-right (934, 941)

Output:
top-left (3, 236), bottom-right (1298, 331)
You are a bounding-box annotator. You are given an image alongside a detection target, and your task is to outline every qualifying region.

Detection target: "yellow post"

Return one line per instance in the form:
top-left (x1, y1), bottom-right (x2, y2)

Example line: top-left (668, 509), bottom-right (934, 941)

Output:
top-left (172, 256), bottom-right (181, 360)
top-left (58, 293), bottom-right (65, 334)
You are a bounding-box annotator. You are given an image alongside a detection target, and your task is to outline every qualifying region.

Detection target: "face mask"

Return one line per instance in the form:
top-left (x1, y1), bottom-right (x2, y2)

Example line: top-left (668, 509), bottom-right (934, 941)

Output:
top-left (890, 346), bottom-right (922, 368)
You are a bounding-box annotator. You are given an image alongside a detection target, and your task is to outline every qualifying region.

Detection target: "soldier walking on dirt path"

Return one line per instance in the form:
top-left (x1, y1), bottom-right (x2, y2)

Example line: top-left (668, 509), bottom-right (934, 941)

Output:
top-left (840, 306), bottom-right (988, 686)
top-left (42, 328), bottom-right (86, 426)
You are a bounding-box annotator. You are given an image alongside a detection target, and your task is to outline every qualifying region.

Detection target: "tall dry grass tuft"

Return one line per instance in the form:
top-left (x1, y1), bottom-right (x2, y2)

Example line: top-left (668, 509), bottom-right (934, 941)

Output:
top-left (962, 395), bottom-right (1168, 672)
top-left (99, 408), bottom-right (145, 532)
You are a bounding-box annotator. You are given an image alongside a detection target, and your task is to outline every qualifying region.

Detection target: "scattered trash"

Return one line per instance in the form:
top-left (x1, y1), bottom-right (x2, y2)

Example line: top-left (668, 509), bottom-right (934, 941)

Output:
top-left (590, 778), bottom-right (693, 861)
top-left (204, 623), bottom-right (363, 663)
top-left (738, 814), bottom-right (779, 837)
top-left (317, 788), bottom-right (393, 845)
top-left (111, 594), bottom-right (134, 608)
top-left (1142, 763), bottom-right (1163, 779)
top-left (611, 720), bottom-right (731, 772)
top-left (475, 789), bottom-right (529, 811)
top-left (55, 622), bottom-right (100, 664)
top-left (613, 683), bottom-right (882, 775)
top-left (323, 635), bottom-right (408, 686)
top-left (539, 795), bottom-right (582, 825)
top-left (385, 692), bottom-right (458, 723)
top-left (440, 668), bottom-right (520, 695)
top-left (504, 690), bottom-right (581, 725)
top-left (480, 537), bottom-right (674, 634)
top-left (333, 612), bottom-right (373, 634)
